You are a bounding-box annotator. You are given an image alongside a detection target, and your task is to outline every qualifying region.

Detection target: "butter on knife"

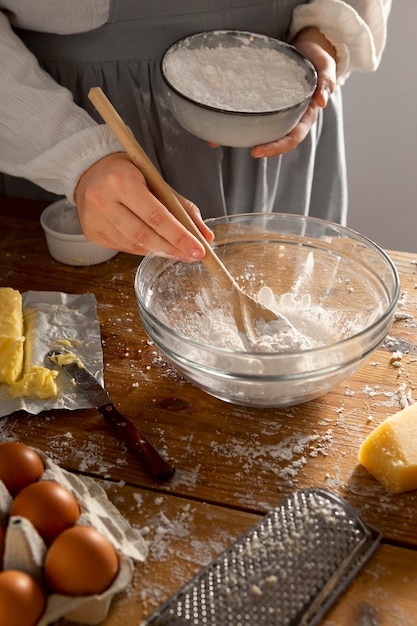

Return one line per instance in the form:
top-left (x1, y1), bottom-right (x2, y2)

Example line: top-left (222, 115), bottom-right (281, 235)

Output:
top-left (49, 348), bottom-right (83, 369)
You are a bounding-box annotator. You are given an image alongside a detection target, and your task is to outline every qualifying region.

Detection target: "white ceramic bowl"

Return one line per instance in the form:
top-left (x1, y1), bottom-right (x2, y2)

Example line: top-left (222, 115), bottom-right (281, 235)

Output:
top-left (135, 213), bottom-right (399, 408)
top-left (161, 30), bottom-right (317, 148)
top-left (40, 200), bottom-right (118, 266)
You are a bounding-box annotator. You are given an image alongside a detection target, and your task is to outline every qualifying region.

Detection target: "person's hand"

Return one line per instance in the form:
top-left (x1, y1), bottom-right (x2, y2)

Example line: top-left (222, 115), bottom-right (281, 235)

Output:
top-left (251, 27), bottom-right (337, 158)
top-left (74, 152), bottom-right (214, 260)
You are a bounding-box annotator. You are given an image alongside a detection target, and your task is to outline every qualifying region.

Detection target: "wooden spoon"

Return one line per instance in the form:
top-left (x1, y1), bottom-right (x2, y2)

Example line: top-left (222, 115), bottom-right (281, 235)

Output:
top-left (88, 87), bottom-right (294, 343)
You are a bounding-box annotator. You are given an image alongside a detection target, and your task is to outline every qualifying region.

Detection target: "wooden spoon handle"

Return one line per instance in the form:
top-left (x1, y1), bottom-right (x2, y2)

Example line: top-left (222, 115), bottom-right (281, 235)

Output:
top-left (88, 87), bottom-right (237, 292)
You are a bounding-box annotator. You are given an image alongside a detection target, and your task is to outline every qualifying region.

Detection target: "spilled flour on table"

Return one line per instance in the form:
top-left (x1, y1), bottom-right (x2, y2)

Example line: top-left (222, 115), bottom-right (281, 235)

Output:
top-left (209, 427), bottom-right (336, 506)
top-left (147, 506), bottom-right (194, 562)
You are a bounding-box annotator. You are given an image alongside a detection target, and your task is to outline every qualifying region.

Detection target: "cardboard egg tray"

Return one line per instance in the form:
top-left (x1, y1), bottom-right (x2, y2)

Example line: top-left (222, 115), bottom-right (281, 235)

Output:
top-left (0, 450), bottom-right (148, 625)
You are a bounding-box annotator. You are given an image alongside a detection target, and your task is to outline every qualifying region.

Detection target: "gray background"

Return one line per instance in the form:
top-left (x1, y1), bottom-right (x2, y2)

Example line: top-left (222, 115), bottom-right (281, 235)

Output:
top-left (343, 1), bottom-right (416, 252)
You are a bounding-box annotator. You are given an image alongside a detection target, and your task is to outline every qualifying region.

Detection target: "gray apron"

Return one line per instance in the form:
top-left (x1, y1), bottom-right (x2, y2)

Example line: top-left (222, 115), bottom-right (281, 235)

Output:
top-left (4, 0), bottom-right (347, 224)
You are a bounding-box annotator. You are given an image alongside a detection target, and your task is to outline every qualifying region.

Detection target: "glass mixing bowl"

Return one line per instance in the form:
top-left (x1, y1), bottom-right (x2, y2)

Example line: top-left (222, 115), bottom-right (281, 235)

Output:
top-left (135, 214), bottom-right (399, 407)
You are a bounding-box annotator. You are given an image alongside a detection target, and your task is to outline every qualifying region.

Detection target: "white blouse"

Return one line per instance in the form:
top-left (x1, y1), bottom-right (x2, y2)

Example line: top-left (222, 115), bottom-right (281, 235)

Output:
top-left (0, 0), bottom-right (392, 203)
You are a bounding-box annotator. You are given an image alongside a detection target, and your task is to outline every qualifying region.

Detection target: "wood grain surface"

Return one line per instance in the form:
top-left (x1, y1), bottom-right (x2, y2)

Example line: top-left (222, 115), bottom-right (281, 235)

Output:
top-left (1, 195), bottom-right (417, 626)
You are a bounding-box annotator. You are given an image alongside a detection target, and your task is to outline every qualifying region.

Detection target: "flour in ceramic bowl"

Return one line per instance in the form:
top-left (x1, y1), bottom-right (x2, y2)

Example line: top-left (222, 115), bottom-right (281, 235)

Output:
top-left (45, 202), bottom-right (83, 235)
top-left (163, 44), bottom-right (311, 112)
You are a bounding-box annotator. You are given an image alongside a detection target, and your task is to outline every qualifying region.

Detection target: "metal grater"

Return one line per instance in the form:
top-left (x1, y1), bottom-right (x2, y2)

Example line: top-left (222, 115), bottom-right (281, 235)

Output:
top-left (143, 488), bottom-right (382, 626)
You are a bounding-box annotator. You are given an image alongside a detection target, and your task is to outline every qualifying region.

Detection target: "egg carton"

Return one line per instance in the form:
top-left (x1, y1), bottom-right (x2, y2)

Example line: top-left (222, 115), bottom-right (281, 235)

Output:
top-left (0, 450), bottom-right (148, 625)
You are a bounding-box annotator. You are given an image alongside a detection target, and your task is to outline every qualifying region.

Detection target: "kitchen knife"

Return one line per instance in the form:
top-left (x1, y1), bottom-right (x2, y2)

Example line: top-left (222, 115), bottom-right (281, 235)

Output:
top-left (47, 349), bottom-right (175, 480)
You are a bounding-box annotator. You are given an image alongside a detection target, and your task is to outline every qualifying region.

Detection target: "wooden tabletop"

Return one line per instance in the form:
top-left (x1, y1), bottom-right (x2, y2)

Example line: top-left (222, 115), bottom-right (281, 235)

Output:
top-left (1, 195), bottom-right (417, 626)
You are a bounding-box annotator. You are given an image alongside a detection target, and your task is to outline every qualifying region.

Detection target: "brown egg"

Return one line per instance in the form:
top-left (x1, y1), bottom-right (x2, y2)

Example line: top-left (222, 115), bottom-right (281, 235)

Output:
top-left (10, 480), bottom-right (80, 545)
top-left (0, 570), bottom-right (46, 626)
top-left (44, 525), bottom-right (119, 596)
top-left (0, 442), bottom-right (44, 496)
top-left (0, 525), bottom-right (5, 569)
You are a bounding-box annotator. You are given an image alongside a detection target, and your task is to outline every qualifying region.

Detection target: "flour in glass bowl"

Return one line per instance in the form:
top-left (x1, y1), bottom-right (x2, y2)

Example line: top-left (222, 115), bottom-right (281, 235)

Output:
top-left (174, 286), bottom-right (355, 353)
top-left (163, 44), bottom-right (311, 113)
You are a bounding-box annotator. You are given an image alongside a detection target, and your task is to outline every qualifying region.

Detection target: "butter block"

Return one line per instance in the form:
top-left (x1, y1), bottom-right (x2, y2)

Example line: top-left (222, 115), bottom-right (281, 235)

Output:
top-left (358, 403), bottom-right (417, 493)
top-left (0, 287), bottom-right (24, 384)
top-left (10, 366), bottom-right (58, 400)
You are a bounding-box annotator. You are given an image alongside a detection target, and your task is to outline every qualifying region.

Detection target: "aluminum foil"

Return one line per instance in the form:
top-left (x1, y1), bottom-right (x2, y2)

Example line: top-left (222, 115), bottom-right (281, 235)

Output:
top-left (0, 291), bottom-right (103, 417)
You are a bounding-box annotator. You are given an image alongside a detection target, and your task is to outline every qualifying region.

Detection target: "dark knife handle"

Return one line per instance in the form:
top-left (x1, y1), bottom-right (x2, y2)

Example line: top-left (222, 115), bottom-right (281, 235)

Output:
top-left (99, 403), bottom-right (175, 480)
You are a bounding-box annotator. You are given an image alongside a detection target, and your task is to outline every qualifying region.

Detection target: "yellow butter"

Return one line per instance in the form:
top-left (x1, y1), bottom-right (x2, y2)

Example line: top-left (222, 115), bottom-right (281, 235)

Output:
top-left (0, 287), bottom-right (24, 384)
top-left (358, 403), bottom-right (417, 493)
top-left (10, 365), bottom-right (58, 400)
top-left (16, 306), bottom-right (58, 400)
top-left (0, 289), bottom-right (58, 400)
top-left (49, 349), bottom-right (80, 368)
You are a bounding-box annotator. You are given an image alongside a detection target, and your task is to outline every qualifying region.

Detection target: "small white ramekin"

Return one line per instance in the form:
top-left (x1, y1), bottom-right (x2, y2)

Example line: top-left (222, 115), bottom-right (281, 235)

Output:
top-left (40, 199), bottom-right (118, 266)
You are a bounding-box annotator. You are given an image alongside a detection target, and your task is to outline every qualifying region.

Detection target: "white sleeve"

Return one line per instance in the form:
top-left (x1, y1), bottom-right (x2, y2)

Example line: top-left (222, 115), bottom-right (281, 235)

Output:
top-left (0, 11), bottom-right (121, 203)
top-left (289, 0), bottom-right (392, 84)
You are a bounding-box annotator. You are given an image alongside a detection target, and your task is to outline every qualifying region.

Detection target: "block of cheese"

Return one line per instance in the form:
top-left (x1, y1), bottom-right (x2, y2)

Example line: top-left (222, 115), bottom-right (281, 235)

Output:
top-left (358, 403), bottom-right (417, 493)
top-left (0, 287), bottom-right (24, 384)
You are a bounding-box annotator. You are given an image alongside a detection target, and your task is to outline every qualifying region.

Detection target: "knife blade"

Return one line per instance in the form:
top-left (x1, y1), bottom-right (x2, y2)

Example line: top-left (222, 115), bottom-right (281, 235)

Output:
top-left (47, 349), bottom-right (175, 480)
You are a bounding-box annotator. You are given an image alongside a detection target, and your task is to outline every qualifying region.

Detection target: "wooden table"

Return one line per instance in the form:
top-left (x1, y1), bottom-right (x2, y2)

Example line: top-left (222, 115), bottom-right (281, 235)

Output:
top-left (1, 195), bottom-right (417, 626)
